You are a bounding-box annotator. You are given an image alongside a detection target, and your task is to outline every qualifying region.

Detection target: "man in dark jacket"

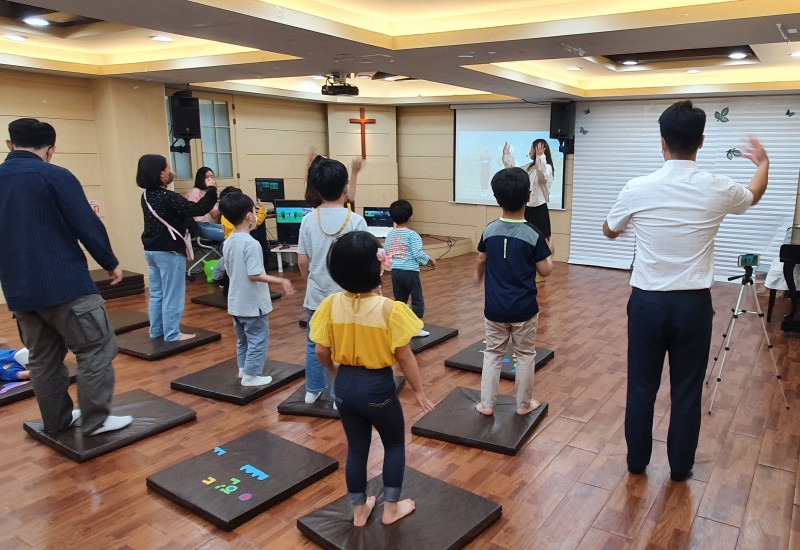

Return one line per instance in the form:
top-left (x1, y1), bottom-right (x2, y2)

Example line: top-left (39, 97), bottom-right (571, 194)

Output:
top-left (0, 118), bottom-right (131, 435)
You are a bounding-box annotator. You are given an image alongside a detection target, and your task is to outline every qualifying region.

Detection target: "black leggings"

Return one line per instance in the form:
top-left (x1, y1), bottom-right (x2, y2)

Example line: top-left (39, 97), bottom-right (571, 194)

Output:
top-left (334, 365), bottom-right (405, 505)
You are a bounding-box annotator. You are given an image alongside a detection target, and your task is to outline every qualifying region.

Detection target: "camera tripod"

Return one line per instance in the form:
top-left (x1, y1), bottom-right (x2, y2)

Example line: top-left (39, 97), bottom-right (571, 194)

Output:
top-left (706, 265), bottom-right (789, 413)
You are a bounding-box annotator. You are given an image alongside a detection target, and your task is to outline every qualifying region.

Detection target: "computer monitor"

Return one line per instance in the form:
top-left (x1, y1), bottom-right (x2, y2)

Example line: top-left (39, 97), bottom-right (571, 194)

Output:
top-left (254, 178), bottom-right (285, 203)
top-left (275, 199), bottom-right (313, 245)
top-left (363, 207), bottom-right (393, 227)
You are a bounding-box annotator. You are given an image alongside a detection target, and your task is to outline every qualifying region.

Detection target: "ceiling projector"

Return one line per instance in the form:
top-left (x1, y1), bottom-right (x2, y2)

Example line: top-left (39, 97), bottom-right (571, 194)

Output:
top-left (321, 83), bottom-right (359, 96)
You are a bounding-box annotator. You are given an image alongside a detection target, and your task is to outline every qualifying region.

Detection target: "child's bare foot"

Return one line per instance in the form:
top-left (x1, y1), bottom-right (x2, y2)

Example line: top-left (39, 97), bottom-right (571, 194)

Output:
top-left (177, 333), bottom-right (196, 341)
top-left (382, 499), bottom-right (416, 525)
top-left (475, 403), bottom-right (493, 416)
top-left (517, 399), bottom-right (541, 415)
top-left (353, 495), bottom-right (376, 527)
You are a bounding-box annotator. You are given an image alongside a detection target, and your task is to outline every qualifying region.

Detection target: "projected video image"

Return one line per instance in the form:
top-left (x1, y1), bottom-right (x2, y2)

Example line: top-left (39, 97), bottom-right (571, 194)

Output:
top-left (455, 131), bottom-right (564, 209)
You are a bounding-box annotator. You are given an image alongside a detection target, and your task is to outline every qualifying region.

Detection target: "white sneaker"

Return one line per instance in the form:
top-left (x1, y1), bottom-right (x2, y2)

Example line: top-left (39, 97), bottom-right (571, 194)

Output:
top-left (414, 329), bottom-right (430, 338)
top-left (305, 391), bottom-right (322, 404)
top-left (87, 415), bottom-right (133, 436)
top-left (241, 374), bottom-right (273, 387)
top-left (333, 401), bottom-right (338, 412)
top-left (238, 368), bottom-right (244, 379)
top-left (13, 348), bottom-right (29, 366)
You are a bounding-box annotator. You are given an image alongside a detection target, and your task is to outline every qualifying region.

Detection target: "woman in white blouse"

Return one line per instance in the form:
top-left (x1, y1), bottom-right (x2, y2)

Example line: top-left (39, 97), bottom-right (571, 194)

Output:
top-left (502, 139), bottom-right (554, 244)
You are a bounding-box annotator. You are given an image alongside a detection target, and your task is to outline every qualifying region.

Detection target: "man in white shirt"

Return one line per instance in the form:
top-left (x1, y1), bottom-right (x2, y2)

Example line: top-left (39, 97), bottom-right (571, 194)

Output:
top-left (603, 100), bottom-right (768, 482)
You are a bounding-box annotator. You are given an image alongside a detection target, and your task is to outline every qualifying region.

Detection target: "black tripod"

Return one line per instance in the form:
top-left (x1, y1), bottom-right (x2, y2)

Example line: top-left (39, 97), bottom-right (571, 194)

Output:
top-left (706, 266), bottom-right (789, 413)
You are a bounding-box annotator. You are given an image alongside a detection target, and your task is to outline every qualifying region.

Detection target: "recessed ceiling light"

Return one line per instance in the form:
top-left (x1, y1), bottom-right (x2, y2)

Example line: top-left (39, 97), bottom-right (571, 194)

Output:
top-left (687, 69), bottom-right (701, 74)
top-left (622, 60), bottom-right (638, 66)
top-left (458, 54), bottom-right (474, 58)
top-left (728, 52), bottom-right (748, 60)
top-left (565, 66), bottom-right (582, 71)
top-left (22, 16), bottom-right (49, 27)
top-left (358, 74), bottom-right (371, 79)
top-left (791, 51), bottom-right (800, 58)
top-left (4, 34), bottom-right (26, 42)
top-left (150, 35), bottom-right (173, 42)
top-left (384, 76), bottom-right (397, 81)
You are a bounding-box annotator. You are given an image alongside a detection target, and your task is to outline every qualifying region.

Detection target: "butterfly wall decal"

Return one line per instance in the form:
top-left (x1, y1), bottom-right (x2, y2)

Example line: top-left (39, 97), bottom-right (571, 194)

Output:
top-left (714, 107), bottom-right (730, 123)
top-left (726, 148), bottom-right (742, 160)
top-left (787, 109), bottom-right (796, 117)
top-left (583, 108), bottom-right (590, 115)
top-left (579, 127), bottom-right (588, 135)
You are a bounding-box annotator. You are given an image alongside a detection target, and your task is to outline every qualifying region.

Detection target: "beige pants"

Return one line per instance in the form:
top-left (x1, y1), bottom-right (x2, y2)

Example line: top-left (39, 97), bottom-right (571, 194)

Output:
top-left (480, 315), bottom-right (538, 409)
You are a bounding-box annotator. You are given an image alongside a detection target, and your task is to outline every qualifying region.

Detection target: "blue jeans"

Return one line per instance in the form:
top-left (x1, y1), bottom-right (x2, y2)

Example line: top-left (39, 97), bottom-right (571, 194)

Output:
top-left (306, 308), bottom-right (329, 393)
top-left (198, 222), bottom-right (224, 242)
top-left (233, 315), bottom-right (269, 376)
top-left (334, 365), bottom-right (405, 505)
top-left (145, 250), bottom-right (187, 342)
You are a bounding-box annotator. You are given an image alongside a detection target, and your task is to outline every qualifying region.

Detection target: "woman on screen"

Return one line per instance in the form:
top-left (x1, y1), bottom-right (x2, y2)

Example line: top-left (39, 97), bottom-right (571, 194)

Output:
top-left (502, 139), bottom-right (554, 244)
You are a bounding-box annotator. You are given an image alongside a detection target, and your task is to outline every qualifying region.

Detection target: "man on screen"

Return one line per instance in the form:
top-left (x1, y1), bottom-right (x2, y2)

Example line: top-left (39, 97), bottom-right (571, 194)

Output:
top-left (602, 100), bottom-right (768, 482)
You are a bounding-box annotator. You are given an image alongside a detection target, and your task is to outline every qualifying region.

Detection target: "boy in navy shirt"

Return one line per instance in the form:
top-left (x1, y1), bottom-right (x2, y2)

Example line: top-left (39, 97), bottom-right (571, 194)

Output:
top-left (476, 167), bottom-right (553, 416)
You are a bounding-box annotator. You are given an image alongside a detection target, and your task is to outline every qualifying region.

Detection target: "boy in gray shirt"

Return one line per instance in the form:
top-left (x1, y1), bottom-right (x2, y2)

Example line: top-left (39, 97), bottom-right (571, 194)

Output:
top-left (216, 192), bottom-right (295, 386)
top-left (298, 157), bottom-right (367, 403)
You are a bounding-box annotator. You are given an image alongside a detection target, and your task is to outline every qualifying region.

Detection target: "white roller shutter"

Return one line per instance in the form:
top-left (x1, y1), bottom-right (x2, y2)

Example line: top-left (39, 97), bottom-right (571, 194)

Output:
top-left (569, 96), bottom-right (800, 281)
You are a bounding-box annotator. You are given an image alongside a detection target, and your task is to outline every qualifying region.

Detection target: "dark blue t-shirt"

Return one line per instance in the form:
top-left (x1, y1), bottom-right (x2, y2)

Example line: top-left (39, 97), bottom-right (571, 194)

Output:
top-left (478, 218), bottom-right (551, 323)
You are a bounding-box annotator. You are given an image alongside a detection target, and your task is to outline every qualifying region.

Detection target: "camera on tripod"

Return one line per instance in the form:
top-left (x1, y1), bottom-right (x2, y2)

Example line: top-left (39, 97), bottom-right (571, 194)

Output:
top-left (737, 253), bottom-right (760, 268)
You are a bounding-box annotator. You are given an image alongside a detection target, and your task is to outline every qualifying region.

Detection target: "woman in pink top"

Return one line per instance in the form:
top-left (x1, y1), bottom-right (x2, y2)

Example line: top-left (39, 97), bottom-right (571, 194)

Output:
top-left (186, 167), bottom-right (224, 242)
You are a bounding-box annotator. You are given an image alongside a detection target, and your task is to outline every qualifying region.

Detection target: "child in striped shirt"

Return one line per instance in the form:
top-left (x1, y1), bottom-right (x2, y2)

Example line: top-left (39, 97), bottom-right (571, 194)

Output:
top-left (384, 200), bottom-right (436, 337)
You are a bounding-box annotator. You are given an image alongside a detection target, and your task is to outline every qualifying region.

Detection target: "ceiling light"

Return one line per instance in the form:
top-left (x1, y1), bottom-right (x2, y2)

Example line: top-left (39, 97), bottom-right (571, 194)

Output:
top-left (22, 16), bottom-right (49, 27)
top-left (622, 60), bottom-right (638, 66)
top-left (565, 66), bottom-right (582, 71)
top-left (150, 35), bottom-right (173, 42)
top-left (687, 69), bottom-right (701, 74)
top-left (384, 76), bottom-right (397, 81)
top-left (311, 75), bottom-right (325, 80)
top-left (358, 74), bottom-right (371, 79)
top-left (728, 52), bottom-right (748, 60)
top-left (791, 51), bottom-right (800, 58)
top-left (458, 54), bottom-right (474, 59)
top-left (4, 34), bottom-right (26, 42)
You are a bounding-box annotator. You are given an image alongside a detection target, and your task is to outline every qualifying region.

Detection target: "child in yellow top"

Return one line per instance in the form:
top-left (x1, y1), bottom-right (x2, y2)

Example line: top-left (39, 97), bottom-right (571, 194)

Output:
top-left (310, 231), bottom-right (435, 528)
top-left (219, 186), bottom-right (267, 239)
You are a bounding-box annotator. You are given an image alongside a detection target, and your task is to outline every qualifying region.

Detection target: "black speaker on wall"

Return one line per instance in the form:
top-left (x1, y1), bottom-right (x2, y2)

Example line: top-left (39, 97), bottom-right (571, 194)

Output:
top-left (549, 101), bottom-right (576, 140)
top-left (170, 91), bottom-right (201, 140)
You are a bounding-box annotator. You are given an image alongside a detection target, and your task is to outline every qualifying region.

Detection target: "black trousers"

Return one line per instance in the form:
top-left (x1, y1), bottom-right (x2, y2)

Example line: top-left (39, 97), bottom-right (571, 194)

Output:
top-left (391, 269), bottom-right (424, 319)
top-left (625, 287), bottom-right (713, 474)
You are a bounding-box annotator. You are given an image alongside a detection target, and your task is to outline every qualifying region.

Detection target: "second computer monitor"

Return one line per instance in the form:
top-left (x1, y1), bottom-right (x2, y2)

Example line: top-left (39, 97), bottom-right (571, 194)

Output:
top-left (254, 178), bottom-right (285, 203)
top-left (275, 199), bottom-right (313, 245)
top-left (363, 207), bottom-right (393, 227)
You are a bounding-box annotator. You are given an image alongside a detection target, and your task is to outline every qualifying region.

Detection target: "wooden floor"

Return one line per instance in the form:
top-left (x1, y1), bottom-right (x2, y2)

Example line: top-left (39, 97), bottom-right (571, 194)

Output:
top-left (1, 254), bottom-right (799, 549)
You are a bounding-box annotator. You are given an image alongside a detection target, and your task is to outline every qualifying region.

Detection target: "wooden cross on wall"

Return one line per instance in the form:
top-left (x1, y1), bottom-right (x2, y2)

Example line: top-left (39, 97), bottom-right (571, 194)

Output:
top-left (349, 107), bottom-right (376, 159)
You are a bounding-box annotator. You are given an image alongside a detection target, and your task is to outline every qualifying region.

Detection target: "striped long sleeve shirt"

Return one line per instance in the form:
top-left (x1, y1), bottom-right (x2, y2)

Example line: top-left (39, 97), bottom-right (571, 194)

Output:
top-left (384, 228), bottom-right (430, 272)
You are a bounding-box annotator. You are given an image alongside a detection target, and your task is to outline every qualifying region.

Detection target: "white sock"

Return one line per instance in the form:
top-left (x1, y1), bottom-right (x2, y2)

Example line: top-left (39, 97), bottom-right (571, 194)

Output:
top-left (304, 391), bottom-right (322, 404)
top-left (415, 328), bottom-right (430, 338)
top-left (69, 409), bottom-right (82, 427)
top-left (241, 374), bottom-right (273, 387)
top-left (238, 368), bottom-right (244, 379)
top-left (87, 415), bottom-right (133, 436)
